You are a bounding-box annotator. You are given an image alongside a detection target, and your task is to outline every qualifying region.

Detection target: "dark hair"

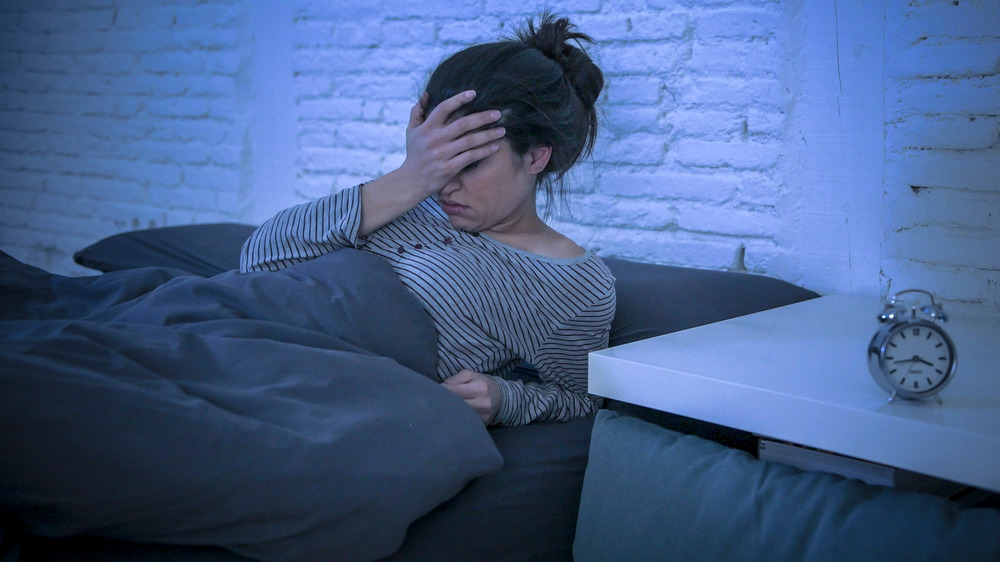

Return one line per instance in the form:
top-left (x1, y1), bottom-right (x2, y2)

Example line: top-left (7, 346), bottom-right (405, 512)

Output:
top-left (423, 13), bottom-right (603, 215)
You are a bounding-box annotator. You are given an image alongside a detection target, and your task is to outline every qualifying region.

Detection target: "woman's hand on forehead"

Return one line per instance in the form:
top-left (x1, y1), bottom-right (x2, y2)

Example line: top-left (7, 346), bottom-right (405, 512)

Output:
top-left (401, 90), bottom-right (506, 196)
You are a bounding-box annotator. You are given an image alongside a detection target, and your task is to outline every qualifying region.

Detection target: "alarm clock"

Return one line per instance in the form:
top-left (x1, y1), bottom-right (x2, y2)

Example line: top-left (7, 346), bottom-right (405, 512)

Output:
top-left (867, 289), bottom-right (957, 403)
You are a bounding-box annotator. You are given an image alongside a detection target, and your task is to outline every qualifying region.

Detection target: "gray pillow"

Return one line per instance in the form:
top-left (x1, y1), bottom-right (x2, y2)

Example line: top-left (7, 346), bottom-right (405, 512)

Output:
top-left (576, 410), bottom-right (1000, 561)
top-left (603, 257), bottom-right (819, 346)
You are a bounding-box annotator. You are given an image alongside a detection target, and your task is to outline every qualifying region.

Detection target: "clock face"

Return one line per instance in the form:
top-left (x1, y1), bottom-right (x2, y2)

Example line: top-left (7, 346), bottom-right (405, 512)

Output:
top-left (880, 321), bottom-right (955, 395)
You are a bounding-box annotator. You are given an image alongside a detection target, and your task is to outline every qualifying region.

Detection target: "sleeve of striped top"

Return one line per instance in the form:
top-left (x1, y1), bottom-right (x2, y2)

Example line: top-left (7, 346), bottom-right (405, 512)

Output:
top-left (489, 286), bottom-right (616, 426)
top-left (240, 186), bottom-right (363, 273)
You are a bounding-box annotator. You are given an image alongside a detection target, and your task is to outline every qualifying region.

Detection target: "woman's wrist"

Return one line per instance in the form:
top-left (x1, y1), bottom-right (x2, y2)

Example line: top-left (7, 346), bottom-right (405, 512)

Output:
top-left (358, 168), bottom-right (433, 236)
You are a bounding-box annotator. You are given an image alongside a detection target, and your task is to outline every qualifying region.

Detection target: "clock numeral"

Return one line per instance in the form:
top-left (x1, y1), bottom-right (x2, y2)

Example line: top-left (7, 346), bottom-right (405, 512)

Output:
top-left (925, 332), bottom-right (933, 339)
top-left (912, 328), bottom-right (921, 337)
top-left (935, 343), bottom-right (943, 348)
top-left (935, 369), bottom-right (943, 375)
top-left (913, 380), bottom-right (920, 389)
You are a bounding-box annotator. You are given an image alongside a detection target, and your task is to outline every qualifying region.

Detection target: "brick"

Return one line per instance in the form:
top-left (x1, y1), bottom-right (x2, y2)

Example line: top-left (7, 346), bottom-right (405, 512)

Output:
top-left (670, 139), bottom-right (781, 170)
top-left (889, 75), bottom-right (1000, 116)
top-left (439, 19), bottom-right (504, 45)
top-left (382, 100), bottom-right (416, 125)
top-left (98, 202), bottom-right (169, 232)
top-left (675, 76), bottom-right (786, 109)
top-left (599, 170), bottom-right (738, 202)
top-left (696, 9), bottom-right (778, 40)
top-left (173, 3), bottom-right (240, 30)
top-left (144, 97), bottom-right (210, 119)
top-left (604, 106), bottom-right (665, 135)
top-left (112, 159), bottom-right (184, 187)
top-left (893, 38), bottom-right (1000, 79)
top-left (328, 121), bottom-right (403, 152)
top-left (43, 31), bottom-right (106, 53)
top-left (329, 74), bottom-right (422, 101)
top-left (567, 194), bottom-right (678, 230)
top-left (19, 53), bottom-right (76, 73)
top-left (595, 133), bottom-right (667, 165)
top-left (383, 0), bottom-right (482, 19)
top-left (605, 76), bottom-right (661, 105)
top-left (675, 203), bottom-right (779, 238)
top-left (887, 115), bottom-right (999, 151)
top-left (0, 32), bottom-right (47, 55)
top-left (688, 38), bottom-right (781, 78)
top-left (298, 146), bottom-right (383, 176)
top-left (889, 148), bottom-right (1000, 193)
top-left (184, 164), bottom-right (241, 191)
top-left (485, 0), bottom-right (601, 16)
top-left (0, 185), bottom-right (35, 209)
top-left (891, 226), bottom-right (1000, 270)
top-left (81, 176), bottom-right (148, 203)
top-left (293, 21), bottom-right (335, 48)
top-left (362, 46), bottom-right (451, 74)
top-left (332, 22), bottom-right (382, 48)
top-left (381, 20), bottom-right (438, 47)
top-left (295, 47), bottom-right (370, 75)
top-left (599, 43), bottom-right (685, 74)
top-left (575, 13), bottom-right (688, 41)
top-left (149, 184), bottom-right (219, 210)
top-left (888, 3), bottom-right (1000, 47)
top-left (294, 75), bottom-right (335, 99)
top-left (742, 238), bottom-right (782, 274)
top-left (566, 14), bottom-right (631, 42)
top-left (297, 123), bottom-right (337, 149)
top-left (884, 184), bottom-right (1000, 232)
top-left (298, 97), bottom-right (365, 120)
top-left (140, 51), bottom-right (207, 75)
top-left (880, 258), bottom-right (992, 305)
top-left (17, 10), bottom-right (115, 33)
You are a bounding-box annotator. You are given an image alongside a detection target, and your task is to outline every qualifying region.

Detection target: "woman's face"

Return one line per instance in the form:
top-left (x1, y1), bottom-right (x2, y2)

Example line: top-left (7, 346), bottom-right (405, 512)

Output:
top-left (435, 141), bottom-right (550, 235)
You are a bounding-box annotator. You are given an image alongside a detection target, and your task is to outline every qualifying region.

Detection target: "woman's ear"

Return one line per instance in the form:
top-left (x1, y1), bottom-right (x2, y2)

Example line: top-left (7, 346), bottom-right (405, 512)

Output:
top-left (527, 146), bottom-right (552, 174)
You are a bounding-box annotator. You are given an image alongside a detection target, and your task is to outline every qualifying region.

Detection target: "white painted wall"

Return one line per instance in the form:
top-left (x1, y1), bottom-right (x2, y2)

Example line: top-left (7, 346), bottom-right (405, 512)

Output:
top-left (1, 0), bottom-right (997, 312)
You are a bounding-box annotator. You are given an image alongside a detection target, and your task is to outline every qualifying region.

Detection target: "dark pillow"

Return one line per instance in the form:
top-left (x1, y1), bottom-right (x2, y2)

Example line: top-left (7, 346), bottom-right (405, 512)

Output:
top-left (603, 257), bottom-right (819, 346)
top-left (73, 223), bottom-right (256, 276)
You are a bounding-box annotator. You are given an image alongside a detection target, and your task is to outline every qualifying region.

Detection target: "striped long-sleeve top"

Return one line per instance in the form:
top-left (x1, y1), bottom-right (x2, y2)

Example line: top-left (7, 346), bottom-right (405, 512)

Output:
top-left (240, 184), bottom-right (616, 426)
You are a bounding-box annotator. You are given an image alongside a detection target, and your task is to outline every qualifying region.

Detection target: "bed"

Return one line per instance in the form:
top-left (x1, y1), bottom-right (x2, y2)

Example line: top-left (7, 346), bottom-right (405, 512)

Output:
top-left (1, 223), bottom-right (819, 561)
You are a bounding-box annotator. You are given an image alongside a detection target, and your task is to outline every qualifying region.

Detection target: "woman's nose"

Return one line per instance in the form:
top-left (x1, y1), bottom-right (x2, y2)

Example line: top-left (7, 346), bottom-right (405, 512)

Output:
top-left (439, 176), bottom-right (461, 195)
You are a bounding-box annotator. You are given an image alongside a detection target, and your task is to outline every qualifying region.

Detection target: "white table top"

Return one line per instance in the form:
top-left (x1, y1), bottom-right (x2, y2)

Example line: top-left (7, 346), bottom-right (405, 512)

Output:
top-left (589, 295), bottom-right (1000, 493)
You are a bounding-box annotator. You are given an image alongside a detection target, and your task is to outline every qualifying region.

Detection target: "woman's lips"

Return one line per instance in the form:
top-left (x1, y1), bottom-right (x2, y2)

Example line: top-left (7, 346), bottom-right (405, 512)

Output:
top-left (438, 199), bottom-right (467, 215)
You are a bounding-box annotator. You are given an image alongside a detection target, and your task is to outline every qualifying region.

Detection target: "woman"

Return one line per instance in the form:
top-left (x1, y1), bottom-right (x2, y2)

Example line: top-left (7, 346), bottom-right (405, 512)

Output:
top-left (241, 14), bottom-right (615, 427)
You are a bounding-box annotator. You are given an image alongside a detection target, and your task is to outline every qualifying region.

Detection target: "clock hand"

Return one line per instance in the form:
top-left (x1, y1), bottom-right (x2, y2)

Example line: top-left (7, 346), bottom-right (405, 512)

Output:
top-left (893, 356), bottom-right (918, 365)
top-left (914, 356), bottom-right (935, 367)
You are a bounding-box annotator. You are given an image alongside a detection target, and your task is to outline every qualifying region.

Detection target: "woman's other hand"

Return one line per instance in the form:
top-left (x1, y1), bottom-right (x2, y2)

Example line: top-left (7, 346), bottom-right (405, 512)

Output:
top-left (401, 90), bottom-right (505, 197)
top-left (441, 369), bottom-right (501, 425)
top-left (358, 90), bottom-right (504, 236)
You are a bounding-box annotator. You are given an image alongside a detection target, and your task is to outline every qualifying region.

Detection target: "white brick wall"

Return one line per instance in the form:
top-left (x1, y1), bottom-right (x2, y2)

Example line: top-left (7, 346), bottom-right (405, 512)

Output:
top-left (881, 0), bottom-right (1000, 311)
top-left (0, 0), bottom-right (998, 313)
top-left (0, 0), bottom-right (249, 275)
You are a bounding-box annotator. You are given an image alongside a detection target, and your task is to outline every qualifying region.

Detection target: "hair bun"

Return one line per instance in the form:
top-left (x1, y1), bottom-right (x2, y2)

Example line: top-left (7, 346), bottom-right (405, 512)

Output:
top-left (516, 13), bottom-right (603, 108)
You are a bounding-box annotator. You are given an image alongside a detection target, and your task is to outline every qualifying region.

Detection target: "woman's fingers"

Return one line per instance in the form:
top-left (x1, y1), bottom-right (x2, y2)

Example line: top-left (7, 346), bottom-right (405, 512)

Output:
top-left (407, 91), bottom-right (429, 130)
top-left (423, 91), bottom-right (503, 140)
top-left (423, 90), bottom-right (477, 126)
top-left (402, 89), bottom-right (505, 189)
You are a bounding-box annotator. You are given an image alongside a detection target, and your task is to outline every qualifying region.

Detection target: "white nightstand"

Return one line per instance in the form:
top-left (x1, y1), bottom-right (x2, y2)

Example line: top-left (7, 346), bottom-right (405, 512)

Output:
top-left (589, 295), bottom-right (1000, 493)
